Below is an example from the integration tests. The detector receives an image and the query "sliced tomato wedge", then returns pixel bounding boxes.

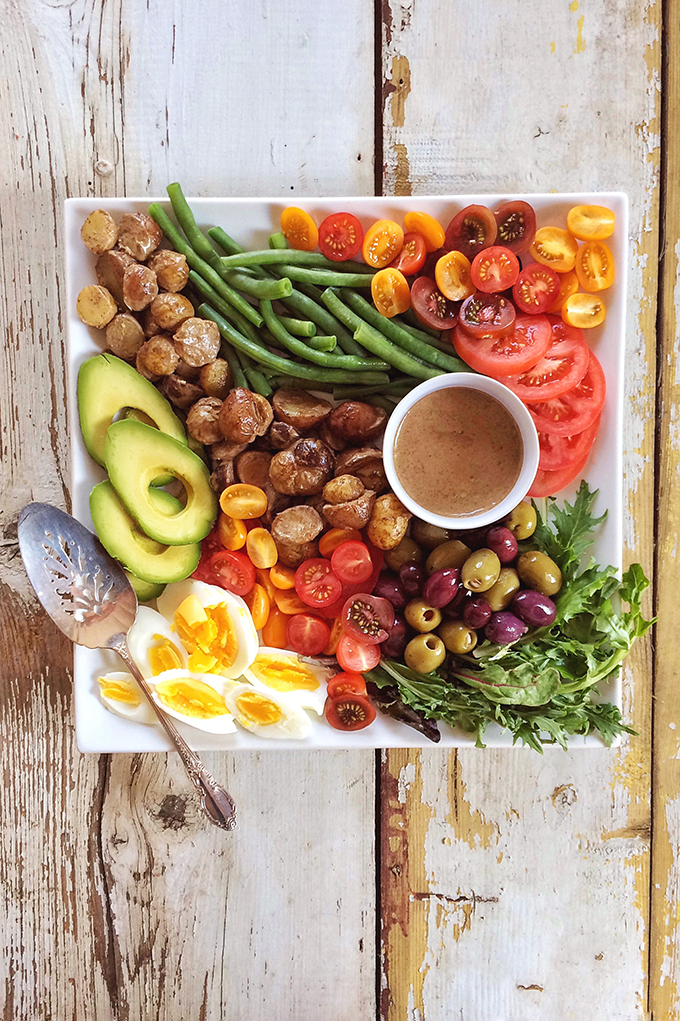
[388,232,427,275]
[453,313,551,377]
[410,276,458,330]
[457,292,516,339]
[526,350,606,436]
[512,263,561,314]
[497,317,589,403]
[538,415,600,471]
[470,246,520,293]
[528,448,591,498]
[318,212,364,262]
[444,204,497,260]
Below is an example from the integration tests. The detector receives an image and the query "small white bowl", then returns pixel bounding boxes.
[383,372,540,530]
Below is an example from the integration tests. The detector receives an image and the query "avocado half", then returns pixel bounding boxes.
[104,419,217,546]
[90,481,200,584]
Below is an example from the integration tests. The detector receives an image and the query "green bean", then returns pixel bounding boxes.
[269,264,374,287]
[332,378,416,400]
[268,375,334,393]
[279,287,364,356]
[278,315,316,338]
[220,249,370,275]
[243,363,273,396]
[393,317,442,346]
[148,204,263,327]
[219,340,247,389]
[188,271,265,347]
[342,291,468,374]
[260,299,390,371]
[207,225,247,257]
[398,321,457,355]
[223,270,292,299]
[305,335,337,352]
[268,232,288,250]
[166,183,224,274]
[366,395,398,414]
[198,304,390,385]
[401,306,442,338]
[320,289,441,380]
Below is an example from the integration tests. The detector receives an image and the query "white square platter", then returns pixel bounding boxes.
[64,192,627,752]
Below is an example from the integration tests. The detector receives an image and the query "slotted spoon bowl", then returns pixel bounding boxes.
[18,502,237,831]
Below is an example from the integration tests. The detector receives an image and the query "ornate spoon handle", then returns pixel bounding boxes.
[111,636,237,831]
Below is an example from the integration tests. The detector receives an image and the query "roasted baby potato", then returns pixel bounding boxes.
[150,292,194,332]
[269,438,334,496]
[105,313,145,360]
[199,358,232,398]
[367,493,412,550]
[137,335,179,376]
[173,318,220,367]
[80,210,118,254]
[219,388,273,444]
[76,285,118,328]
[122,263,158,312]
[272,389,332,432]
[147,249,190,292]
[117,212,163,261]
[95,248,135,307]
[328,401,387,443]
[186,397,225,445]
[271,505,324,545]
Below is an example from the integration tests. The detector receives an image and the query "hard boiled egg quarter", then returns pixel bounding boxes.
[243,647,333,716]
[148,668,238,735]
[127,605,188,679]
[97,671,157,725]
[157,579,258,679]
[225,683,312,740]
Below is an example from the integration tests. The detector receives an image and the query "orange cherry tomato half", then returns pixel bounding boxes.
[371,267,411,318]
[566,204,615,241]
[546,269,579,314]
[219,484,268,520]
[327,672,368,700]
[319,528,363,559]
[244,583,271,630]
[435,251,474,301]
[470,246,520,293]
[403,211,446,252]
[317,211,363,261]
[561,292,607,329]
[216,512,247,551]
[325,693,376,731]
[261,605,289,648]
[269,562,297,589]
[529,227,579,273]
[274,587,309,615]
[246,527,278,569]
[362,219,404,269]
[388,232,427,275]
[280,207,318,251]
[574,241,615,292]
[336,633,381,673]
[285,613,331,656]
[255,567,276,603]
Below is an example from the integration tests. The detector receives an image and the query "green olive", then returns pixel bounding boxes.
[411,518,453,551]
[384,536,423,571]
[425,539,472,576]
[438,619,478,655]
[485,567,521,611]
[404,598,442,633]
[404,633,446,673]
[516,551,562,596]
[461,548,501,592]
[504,501,537,540]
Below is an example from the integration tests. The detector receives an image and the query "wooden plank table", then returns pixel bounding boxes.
[0,1,667,1017]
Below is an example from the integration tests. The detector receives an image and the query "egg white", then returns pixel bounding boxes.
[225,682,312,740]
[243,647,332,716]
[148,668,238,734]
[127,605,188,679]
[96,671,157,725]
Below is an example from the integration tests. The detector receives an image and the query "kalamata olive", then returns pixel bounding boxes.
[404,633,446,673]
[456,526,489,550]
[384,536,423,572]
[516,551,562,596]
[423,568,460,608]
[461,549,501,592]
[512,589,557,627]
[485,568,521,612]
[382,615,409,658]
[443,586,468,618]
[373,572,407,610]
[485,526,519,565]
[399,563,425,597]
[462,596,492,629]
[484,611,528,645]
[504,501,537,540]
[438,619,478,655]
[411,519,453,550]
[425,539,471,575]
[404,598,441,633]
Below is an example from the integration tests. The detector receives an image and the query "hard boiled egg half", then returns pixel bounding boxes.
[127,606,188,679]
[243,647,333,716]
[225,683,312,740]
[97,671,157,725]
[148,668,238,735]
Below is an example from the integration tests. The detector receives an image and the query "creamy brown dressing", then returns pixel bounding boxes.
[393,388,523,517]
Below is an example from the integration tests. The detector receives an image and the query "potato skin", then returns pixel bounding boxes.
[269,438,334,496]
[271,505,324,545]
[328,401,387,443]
[137,335,179,376]
[147,249,190,292]
[323,474,365,504]
[186,397,224,445]
[80,209,118,254]
[158,374,205,410]
[173,318,220,366]
[334,446,387,493]
[122,263,158,312]
[219,388,273,444]
[199,358,232,398]
[150,293,194,332]
[105,313,145,359]
[96,249,135,306]
[322,490,375,530]
[367,493,412,550]
[76,285,118,328]
[117,212,163,261]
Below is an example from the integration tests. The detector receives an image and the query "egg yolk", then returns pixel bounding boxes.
[173,595,238,674]
[250,656,320,693]
[155,677,229,719]
[147,634,185,675]
[98,677,141,706]
[235,691,283,726]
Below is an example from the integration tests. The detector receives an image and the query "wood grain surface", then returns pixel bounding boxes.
[0,0,669,1018]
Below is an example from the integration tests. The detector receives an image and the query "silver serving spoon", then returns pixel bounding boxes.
[18,502,236,831]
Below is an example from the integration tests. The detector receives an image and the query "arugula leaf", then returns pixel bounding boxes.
[530,480,607,580]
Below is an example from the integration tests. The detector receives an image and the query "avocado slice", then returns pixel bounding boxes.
[90,480,201,583]
[104,419,217,545]
[125,571,166,603]
[78,354,186,468]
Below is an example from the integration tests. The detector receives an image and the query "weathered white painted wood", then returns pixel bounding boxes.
[1,2,376,1019]
[381,1,658,1017]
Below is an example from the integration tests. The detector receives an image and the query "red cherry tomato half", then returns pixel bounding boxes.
[410,276,458,330]
[470,246,520,293]
[285,613,331,657]
[325,693,376,731]
[457,292,516,339]
[389,231,427,275]
[512,263,561,314]
[342,593,394,645]
[207,550,256,596]
[326,672,368,700]
[498,317,590,403]
[336,633,382,673]
[317,212,364,262]
[331,541,374,585]
[538,415,600,471]
[493,200,537,253]
[453,313,551,378]
[294,558,343,608]
[444,204,497,261]
[528,448,591,498]
[527,350,606,436]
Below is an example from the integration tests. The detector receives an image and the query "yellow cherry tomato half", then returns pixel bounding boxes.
[371,267,411,318]
[546,269,579,314]
[435,250,474,301]
[274,587,309,615]
[216,512,247,551]
[362,219,404,268]
[261,605,288,648]
[219,484,268,519]
[562,292,607,329]
[529,227,579,273]
[244,583,271,630]
[574,240,615,292]
[280,207,319,251]
[246,527,278,569]
[566,204,616,241]
[403,211,446,252]
[269,562,297,589]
